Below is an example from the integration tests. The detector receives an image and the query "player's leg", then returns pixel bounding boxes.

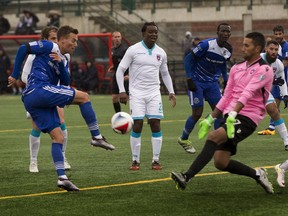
[178,85,203,153]
[147,93,164,170]
[265,100,288,150]
[49,127,79,191]
[112,75,121,113]
[29,119,41,173]
[57,107,71,170]
[71,88,115,150]
[129,95,145,170]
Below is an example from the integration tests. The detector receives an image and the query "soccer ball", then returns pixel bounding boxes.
[111,112,134,135]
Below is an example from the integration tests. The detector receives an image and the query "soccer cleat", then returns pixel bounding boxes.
[275,164,285,188]
[129,160,140,170]
[171,172,187,190]
[91,136,115,150]
[152,160,162,170]
[257,128,275,135]
[64,158,71,170]
[177,137,196,154]
[57,178,79,191]
[256,168,274,194]
[29,161,39,173]
[285,145,288,151]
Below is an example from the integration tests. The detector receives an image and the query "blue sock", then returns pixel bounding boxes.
[269,118,275,130]
[79,101,100,136]
[214,118,222,130]
[51,143,65,176]
[181,116,196,140]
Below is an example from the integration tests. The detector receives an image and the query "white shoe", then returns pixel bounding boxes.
[57,178,79,191]
[256,168,274,194]
[29,161,39,173]
[275,164,285,188]
[64,158,71,170]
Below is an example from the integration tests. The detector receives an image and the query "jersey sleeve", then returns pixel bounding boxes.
[191,40,208,58]
[21,55,35,84]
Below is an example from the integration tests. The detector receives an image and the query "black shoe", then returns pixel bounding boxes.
[171,172,187,190]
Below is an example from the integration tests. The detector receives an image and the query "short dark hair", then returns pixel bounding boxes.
[141,22,158,33]
[273,25,284,33]
[217,23,230,31]
[41,26,58,40]
[266,39,279,47]
[245,32,266,52]
[57,25,78,40]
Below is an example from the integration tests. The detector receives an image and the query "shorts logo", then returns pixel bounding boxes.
[193,97,200,104]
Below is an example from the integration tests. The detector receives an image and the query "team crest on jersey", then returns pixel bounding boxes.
[157,54,161,61]
[259,74,266,81]
[272,67,277,73]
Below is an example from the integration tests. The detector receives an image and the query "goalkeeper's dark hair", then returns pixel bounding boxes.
[57,25,78,40]
[41,26,58,40]
[245,32,266,52]
[266,39,279,47]
[141,22,158,33]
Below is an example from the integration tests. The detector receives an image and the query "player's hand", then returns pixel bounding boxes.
[187,79,197,92]
[283,95,288,109]
[169,93,176,108]
[198,114,215,140]
[49,52,61,62]
[119,92,128,105]
[273,76,285,86]
[226,111,237,139]
[7,76,16,87]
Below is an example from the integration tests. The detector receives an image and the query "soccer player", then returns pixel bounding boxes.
[21,26,71,173]
[8,25,115,191]
[171,32,274,194]
[177,23,232,154]
[258,24,288,135]
[108,31,129,113]
[258,40,288,150]
[116,22,176,170]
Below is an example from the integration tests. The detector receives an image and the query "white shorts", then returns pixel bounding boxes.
[266,92,276,106]
[130,92,164,120]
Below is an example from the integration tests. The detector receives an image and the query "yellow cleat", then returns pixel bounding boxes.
[257,128,276,135]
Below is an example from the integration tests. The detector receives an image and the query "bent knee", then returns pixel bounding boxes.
[214,161,227,171]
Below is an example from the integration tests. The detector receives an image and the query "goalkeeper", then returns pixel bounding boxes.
[171,32,275,194]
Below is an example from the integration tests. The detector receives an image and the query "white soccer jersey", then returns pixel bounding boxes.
[116,41,174,96]
[261,53,288,96]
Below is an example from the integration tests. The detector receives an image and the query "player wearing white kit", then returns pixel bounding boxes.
[116,22,176,170]
[260,40,288,151]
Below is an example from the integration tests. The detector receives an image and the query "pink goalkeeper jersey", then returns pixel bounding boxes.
[216,57,274,125]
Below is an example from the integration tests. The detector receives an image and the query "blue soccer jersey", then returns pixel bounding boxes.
[185,38,232,82]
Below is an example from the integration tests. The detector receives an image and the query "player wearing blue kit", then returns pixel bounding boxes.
[258,25,288,135]
[178,23,232,153]
[8,25,115,191]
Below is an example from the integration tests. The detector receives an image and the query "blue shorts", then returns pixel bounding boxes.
[188,81,221,108]
[22,85,75,133]
[271,85,282,100]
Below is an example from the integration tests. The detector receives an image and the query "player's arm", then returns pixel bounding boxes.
[184,53,197,92]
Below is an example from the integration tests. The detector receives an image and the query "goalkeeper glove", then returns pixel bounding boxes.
[187,79,197,92]
[283,95,288,109]
[198,114,215,140]
[226,111,237,139]
[273,76,285,86]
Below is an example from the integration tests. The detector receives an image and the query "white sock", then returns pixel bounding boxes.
[275,122,288,146]
[59,175,68,180]
[30,135,40,162]
[280,160,288,171]
[62,128,68,157]
[152,136,162,162]
[130,136,141,162]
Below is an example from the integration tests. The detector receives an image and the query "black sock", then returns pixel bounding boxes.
[185,140,217,180]
[223,160,257,179]
[113,102,121,113]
